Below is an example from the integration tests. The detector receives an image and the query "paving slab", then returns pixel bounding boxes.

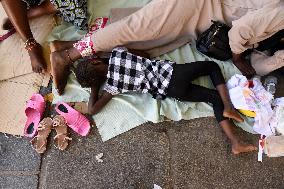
[39,123,171,189]
[168,118,284,189]
[0,134,41,171]
[0,133,40,189]
[0,175,38,189]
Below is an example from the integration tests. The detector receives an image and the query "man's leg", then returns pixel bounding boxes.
[92,0,191,52]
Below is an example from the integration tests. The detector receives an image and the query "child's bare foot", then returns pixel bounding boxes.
[29,44,47,73]
[50,50,71,95]
[50,40,76,53]
[232,142,257,155]
[223,108,244,123]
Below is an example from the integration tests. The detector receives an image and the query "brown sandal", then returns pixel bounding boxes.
[30,118,53,154]
[52,115,72,150]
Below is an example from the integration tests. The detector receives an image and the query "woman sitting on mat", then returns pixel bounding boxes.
[74,47,257,155]
[0,0,87,73]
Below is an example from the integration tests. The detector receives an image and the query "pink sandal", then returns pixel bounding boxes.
[24,93,46,138]
[55,102,90,136]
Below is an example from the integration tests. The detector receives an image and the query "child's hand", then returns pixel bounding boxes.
[88,91,113,115]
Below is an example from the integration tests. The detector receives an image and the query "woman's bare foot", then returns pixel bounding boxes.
[223,107,244,123]
[50,40,77,53]
[29,44,47,73]
[232,142,257,155]
[50,50,72,95]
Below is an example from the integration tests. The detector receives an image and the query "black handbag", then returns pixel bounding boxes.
[196,20,232,61]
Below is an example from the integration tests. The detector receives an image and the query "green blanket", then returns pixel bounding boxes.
[49,0,256,141]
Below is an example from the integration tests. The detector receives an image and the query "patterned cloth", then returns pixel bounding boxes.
[50,0,88,29]
[23,0,88,29]
[22,0,45,8]
[104,47,175,99]
[74,17,108,57]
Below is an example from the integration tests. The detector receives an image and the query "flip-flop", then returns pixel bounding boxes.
[55,102,90,136]
[24,93,46,138]
[30,118,53,154]
[0,28,16,42]
[52,115,72,150]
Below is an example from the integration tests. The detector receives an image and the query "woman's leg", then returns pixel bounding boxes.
[2,0,57,30]
[0,0,55,73]
[167,82,257,154]
[50,47,82,95]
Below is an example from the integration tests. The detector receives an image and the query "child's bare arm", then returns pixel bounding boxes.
[88,91,113,115]
[88,85,100,114]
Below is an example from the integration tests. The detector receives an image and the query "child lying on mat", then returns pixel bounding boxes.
[75,47,257,155]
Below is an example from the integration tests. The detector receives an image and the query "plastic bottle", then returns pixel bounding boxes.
[264,76,278,95]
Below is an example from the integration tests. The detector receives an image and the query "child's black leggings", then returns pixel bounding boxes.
[166,61,227,123]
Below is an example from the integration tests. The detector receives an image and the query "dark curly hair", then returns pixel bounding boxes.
[75,59,108,88]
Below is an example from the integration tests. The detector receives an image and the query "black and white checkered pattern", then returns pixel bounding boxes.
[103,47,175,99]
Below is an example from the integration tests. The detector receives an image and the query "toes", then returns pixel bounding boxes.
[232,144,257,155]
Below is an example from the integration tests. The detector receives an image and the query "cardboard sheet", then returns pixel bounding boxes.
[0,5,53,135]
[0,73,50,136]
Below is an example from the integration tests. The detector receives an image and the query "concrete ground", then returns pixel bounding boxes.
[1,70,284,189]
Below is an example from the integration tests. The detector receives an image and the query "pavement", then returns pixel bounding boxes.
[1,70,284,189]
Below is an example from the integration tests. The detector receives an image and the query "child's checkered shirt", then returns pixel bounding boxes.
[103,47,175,99]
